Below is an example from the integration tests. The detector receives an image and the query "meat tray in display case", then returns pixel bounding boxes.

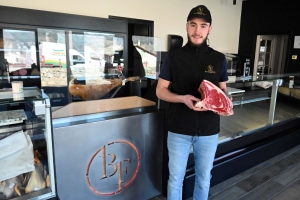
[0,87,56,200]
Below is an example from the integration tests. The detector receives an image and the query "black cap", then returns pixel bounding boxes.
[187,5,212,24]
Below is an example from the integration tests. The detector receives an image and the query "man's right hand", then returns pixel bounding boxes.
[157,78,206,111]
[181,94,201,109]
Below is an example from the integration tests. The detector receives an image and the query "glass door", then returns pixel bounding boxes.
[253,35,276,78]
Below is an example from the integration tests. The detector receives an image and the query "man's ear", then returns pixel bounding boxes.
[209,25,212,33]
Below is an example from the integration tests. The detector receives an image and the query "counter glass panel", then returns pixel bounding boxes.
[38,29,68,87]
[131,35,161,80]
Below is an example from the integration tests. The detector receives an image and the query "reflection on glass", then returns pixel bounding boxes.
[259,40,266,52]
[84,32,114,82]
[69,32,116,80]
[68,32,116,81]
[69,33,124,80]
[258,52,265,65]
[2,29,36,76]
[266,40,272,52]
[38,29,67,87]
[257,65,266,75]
[112,37,124,69]
[131,36,161,79]
[265,53,270,65]
[68,32,131,101]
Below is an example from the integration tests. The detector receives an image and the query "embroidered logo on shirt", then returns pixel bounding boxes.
[194,7,206,16]
[205,65,216,73]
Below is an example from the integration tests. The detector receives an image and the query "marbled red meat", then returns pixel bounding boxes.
[195,80,233,116]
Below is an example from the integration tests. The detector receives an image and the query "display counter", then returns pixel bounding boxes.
[0,7,163,199]
[51,97,163,200]
[0,87,56,200]
[178,73,300,199]
[216,73,300,143]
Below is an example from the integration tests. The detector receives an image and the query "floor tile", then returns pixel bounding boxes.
[235,152,300,192]
[209,146,300,196]
[209,185,246,200]
[238,180,284,200]
[271,178,300,200]
[273,160,300,186]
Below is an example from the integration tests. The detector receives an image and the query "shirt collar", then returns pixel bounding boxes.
[185,41,209,53]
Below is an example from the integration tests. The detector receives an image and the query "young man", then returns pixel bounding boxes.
[156,5,229,200]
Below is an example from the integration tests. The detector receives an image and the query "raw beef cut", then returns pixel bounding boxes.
[195,80,233,116]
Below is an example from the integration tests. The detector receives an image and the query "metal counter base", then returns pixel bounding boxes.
[52,110,164,200]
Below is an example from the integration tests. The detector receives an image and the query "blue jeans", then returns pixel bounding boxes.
[167,131,218,200]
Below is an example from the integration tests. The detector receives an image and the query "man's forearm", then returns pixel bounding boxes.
[219,82,231,98]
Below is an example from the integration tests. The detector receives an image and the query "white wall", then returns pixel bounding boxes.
[1,0,242,53]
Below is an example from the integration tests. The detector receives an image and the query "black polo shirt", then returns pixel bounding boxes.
[158,43,229,136]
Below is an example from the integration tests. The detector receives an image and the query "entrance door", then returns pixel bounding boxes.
[253,35,276,78]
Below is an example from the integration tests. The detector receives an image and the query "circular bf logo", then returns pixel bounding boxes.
[86,140,141,196]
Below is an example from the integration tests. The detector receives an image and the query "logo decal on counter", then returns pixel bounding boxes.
[86,140,141,196]
[205,65,216,73]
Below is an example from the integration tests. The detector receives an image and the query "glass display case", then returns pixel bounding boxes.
[181,73,300,199]
[0,26,129,107]
[0,87,56,200]
[220,73,300,143]
[0,14,161,108]
[0,7,164,200]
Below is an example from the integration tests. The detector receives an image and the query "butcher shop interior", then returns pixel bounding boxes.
[0,1,300,200]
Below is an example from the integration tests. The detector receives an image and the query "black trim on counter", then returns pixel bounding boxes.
[215,118,300,158]
[0,6,127,34]
[211,121,300,185]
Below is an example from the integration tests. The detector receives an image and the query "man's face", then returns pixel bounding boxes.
[186,18,212,47]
